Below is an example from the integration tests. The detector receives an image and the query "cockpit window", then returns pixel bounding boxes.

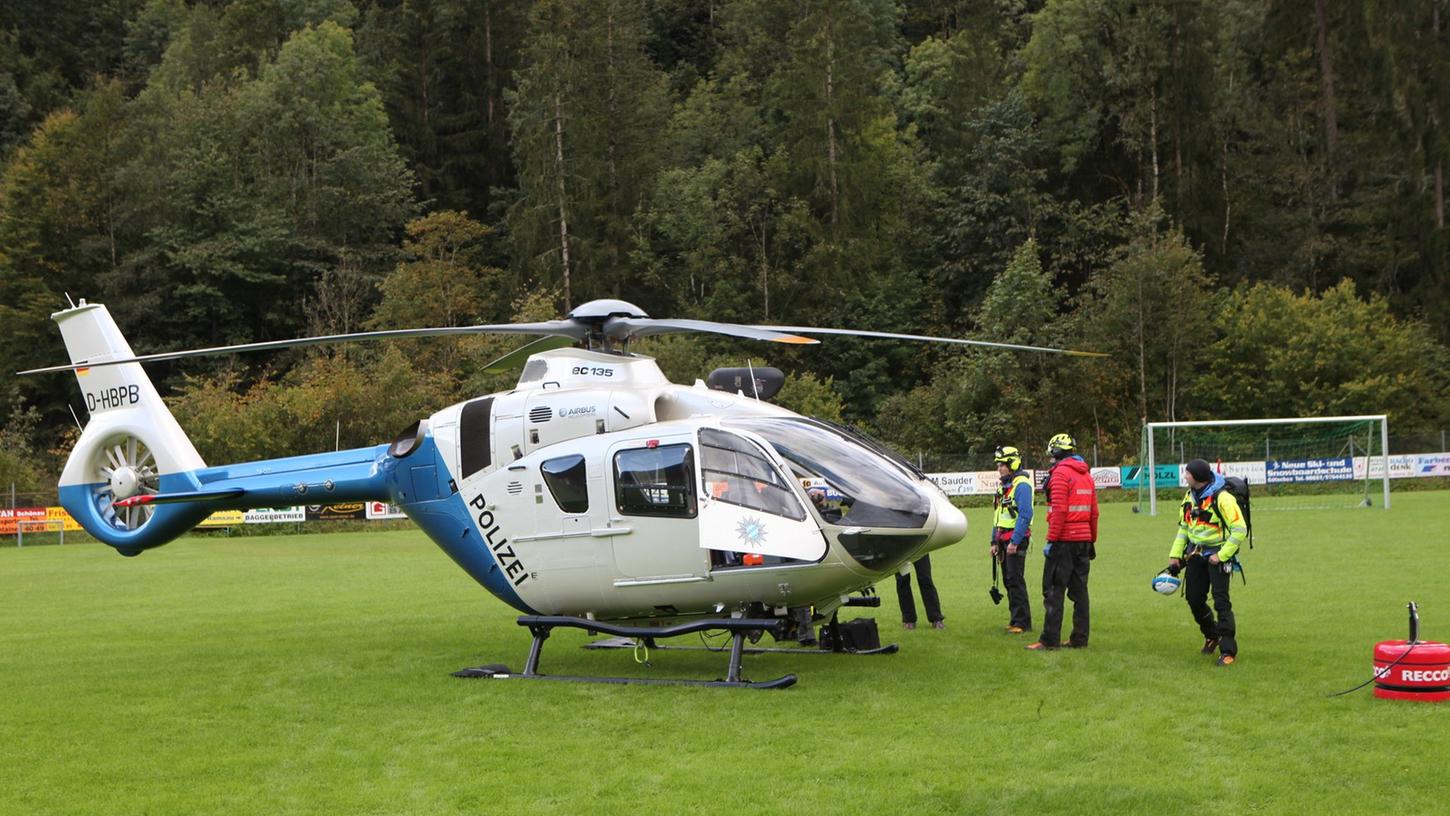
[699,428,805,521]
[725,418,930,529]
[812,417,925,479]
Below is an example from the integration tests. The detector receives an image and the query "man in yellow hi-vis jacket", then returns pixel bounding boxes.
[1166,459,1247,666]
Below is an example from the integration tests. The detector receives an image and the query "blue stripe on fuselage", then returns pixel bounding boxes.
[384,435,533,614]
[62,434,531,612]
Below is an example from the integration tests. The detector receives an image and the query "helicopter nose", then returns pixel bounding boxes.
[922,490,967,552]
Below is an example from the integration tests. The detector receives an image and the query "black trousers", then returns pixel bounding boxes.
[1040,541,1091,647]
[897,554,944,624]
[1001,549,1031,630]
[1184,556,1237,656]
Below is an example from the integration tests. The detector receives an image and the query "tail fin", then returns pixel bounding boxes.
[54,301,210,555]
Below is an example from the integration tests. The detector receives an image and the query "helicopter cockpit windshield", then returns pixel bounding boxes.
[724,418,931,529]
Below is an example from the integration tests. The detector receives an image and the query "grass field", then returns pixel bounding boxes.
[3,491,1449,815]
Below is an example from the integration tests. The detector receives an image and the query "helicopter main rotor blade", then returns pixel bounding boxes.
[16,320,586,375]
[604,318,818,345]
[479,335,577,373]
[749,326,1108,357]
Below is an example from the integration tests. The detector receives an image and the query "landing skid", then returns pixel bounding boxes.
[582,637,899,656]
[453,615,799,689]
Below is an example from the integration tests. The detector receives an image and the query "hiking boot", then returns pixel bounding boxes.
[1025,641,1060,651]
[1201,637,1220,655]
[931,620,946,630]
[1064,641,1088,649]
[903,622,916,630]
[1005,626,1027,634]
[1216,654,1236,666]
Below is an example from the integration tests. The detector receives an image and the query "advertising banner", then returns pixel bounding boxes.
[305,502,368,521]
[1090,467,1121,489]
[977,471,1002,495]
[0,507,48,535]
[1032,469,1049,491]
[198,510,245,528]
[244,507,305,524]
[1353,454,1418,480]
[45,506,82,532]
[1217,461,1268,485]
[928,470,1042,497]
[1416,453,1450,477]
[1119,465,1179,489]
[1266,458,1355,484]
[366,501,408,520]
[927,472,977,497]
[798,478,849,502]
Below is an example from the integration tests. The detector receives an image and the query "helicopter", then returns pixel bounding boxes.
[22,297,1102,688]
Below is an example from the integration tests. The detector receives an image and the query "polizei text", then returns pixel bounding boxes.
[469,493,530,586]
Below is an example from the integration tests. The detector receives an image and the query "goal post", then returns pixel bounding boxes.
[1140,415,1390,516]
[15,517,66,548]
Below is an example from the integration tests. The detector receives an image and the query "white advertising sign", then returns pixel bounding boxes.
[1220,461,1267,485]
[366,501,408,520]
[1353,454,1418,480]
[928,472,977,497]
[1416,453,1450,477]
[976,471,1001,495]
[244,506,305,524]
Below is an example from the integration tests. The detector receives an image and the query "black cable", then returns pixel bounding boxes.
[697,629,731,652]
[1327,641,1420,698]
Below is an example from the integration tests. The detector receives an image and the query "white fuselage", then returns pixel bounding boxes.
[414,349,966,622]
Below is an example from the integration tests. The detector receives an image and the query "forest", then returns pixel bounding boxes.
[1,0,1447,498]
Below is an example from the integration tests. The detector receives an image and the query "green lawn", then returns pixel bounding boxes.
[3,491,1448,815]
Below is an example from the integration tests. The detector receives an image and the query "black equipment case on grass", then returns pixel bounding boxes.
[819,617,881,652]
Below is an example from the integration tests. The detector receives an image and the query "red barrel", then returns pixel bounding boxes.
[1374,640,1450,702]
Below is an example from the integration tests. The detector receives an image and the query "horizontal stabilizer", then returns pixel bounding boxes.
[114,488,246,508]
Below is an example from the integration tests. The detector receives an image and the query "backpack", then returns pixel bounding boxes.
[1213,476,1253,550]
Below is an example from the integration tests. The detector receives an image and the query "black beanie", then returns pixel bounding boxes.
[1185,459,1214,483]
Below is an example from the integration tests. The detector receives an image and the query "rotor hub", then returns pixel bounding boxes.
[110,466,140,500]
[566,299,648,322]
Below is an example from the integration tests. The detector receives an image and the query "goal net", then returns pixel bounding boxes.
[1136,415,1390,515]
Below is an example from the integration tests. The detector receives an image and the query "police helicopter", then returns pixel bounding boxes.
[21,297,1102,688]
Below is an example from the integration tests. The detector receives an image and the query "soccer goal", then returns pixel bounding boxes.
[1137,415,1390,516]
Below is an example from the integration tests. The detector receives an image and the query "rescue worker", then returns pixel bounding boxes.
[1027,433,1098,651]
[990,445,1033,633]
[1164,458,1245,666]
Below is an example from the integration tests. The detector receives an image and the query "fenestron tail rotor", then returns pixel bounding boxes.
[93,434,160,531]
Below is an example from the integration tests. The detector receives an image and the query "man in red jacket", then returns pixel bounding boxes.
[1027,433,1100,651]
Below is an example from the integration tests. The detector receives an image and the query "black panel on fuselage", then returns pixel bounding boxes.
[459,397,494,477]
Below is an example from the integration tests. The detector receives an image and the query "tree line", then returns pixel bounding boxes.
[1,0,1446,494]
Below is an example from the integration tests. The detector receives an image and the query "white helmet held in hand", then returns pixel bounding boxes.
[1152,571,1182,596]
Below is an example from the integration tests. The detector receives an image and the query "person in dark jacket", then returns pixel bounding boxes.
[1027,433,1099,651]
[1166,458,1247,666]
